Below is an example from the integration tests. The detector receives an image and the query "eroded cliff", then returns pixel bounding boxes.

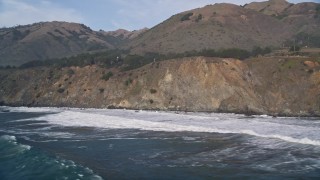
[0,56,319,116]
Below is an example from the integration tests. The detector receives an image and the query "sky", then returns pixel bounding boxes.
[0,0,319,31]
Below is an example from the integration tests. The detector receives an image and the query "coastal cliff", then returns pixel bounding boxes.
[0,56,320,116]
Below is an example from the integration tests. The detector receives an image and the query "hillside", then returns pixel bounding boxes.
[245,0,320,47]
[0,22,117,67]
[100,28,148,42]
[0,56,319,116]
[244,0,293,16]
[124,3,289,54]
[125,0,320,55]
[0,0,320,117]
[0,0,319,67]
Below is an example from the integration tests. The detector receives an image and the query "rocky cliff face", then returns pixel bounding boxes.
[1,56,319,116]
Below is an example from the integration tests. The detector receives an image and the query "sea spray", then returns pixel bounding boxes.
[31,109,320,146]
[1,107,320,179]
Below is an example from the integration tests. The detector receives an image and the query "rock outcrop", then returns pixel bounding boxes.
[1,56,319,116]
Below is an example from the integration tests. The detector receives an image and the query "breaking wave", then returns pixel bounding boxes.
[0,134,102,180]
[27,109,320,146]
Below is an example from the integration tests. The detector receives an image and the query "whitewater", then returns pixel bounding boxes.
[1,106,320,179]
[11,107,320,146]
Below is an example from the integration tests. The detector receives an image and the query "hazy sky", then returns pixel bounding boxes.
[0,0,319,31]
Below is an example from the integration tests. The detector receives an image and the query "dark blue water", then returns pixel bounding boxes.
[1,107,320,179]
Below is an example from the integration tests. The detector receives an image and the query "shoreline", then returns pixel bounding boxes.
[1,104,319,118]
[1,57,319,118]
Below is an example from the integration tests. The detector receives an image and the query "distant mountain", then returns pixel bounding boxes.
[244,0,293,16]
[125,0,320,55]
[0,21,117,66]
[245,0,320,46]
[101,28,148,41]
[0,0,319,66]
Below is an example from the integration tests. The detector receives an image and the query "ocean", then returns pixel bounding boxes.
[0,106,320,179]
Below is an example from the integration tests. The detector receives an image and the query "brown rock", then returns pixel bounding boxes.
[0,56,320,116]
[304,61,319,69]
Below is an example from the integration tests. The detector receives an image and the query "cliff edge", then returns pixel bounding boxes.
[1,56,319,116]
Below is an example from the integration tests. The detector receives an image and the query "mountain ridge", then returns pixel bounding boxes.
[0,22,147,66]
[0,0,320,116]
[0,0,320,66]
[125,0,320,55]
[124,2,291,54]
[0,21,113,66]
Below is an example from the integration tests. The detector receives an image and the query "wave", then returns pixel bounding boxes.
[0,135,31,155]
[27,109,320,146]
[0,134,103,180]
[5,106,61,113]
[239,130,320,146]
[0,135,17,142]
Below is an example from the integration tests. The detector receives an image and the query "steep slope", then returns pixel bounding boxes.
[245,0,320,47]
[1,0,319,66]
[281,2,320,45]
[0,56,319,116]
[124,3,292,55]
[0,21,116,67]
[101,28,148,42]
[244,0,293,16]
[125,0,320,55]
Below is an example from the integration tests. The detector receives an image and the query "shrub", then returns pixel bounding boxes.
[316,5,320,13]
[99,88,104,93]
[195,14,203,22]
[150,89,157,94]
[5,65,15,69]
[19,60,44,69]
[181,13,193,21]
[101,71,113,81]
[200,49,216,57]
[57,88,65,93]
[19,49,127,69]
[67,69,75,76]
[289,46,301,52]
[12,29,22,40]
[125,78,133,86]
[218,48,251,60]
[293,33,320,48]
[149,99,154,104]
[275,14,288,20]
[251,46,271,57]
[263,47,271,54]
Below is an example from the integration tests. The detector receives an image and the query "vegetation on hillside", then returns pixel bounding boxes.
[180,13,194,21]
[15,46,272,71]
[0,22,117,67]
[101,71,113,81]
[316,4,320,18]
[2,2,320,68]
[292,33,320,48]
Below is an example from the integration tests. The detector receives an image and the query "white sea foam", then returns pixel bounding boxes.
[18,107,320,146]
[0,135,31,151]
[0,135,17,142]
[6,106,62,113]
